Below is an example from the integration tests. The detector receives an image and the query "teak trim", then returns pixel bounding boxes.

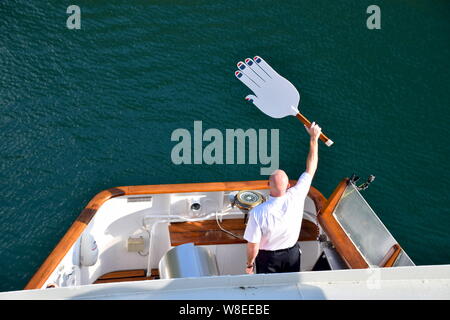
[169,218,320,246]
[93,269,159,284]
[380,244,402,268]
[25,180,327,290]
[318,178,370,269]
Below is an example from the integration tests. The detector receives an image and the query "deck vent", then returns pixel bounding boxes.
[127,196,153,203]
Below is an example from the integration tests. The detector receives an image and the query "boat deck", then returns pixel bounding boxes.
[93,218,320,284]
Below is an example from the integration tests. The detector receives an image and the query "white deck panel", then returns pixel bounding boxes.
[1,265,449,300]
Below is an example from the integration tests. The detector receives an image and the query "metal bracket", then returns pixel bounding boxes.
[350,173,376,191]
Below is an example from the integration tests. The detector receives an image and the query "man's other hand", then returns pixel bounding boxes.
[245,265,255,274]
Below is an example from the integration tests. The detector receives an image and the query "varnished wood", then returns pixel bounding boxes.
[169,219,245,233]
[380,244,402,268]
[318,179,348,219]
[97,269,146,280]
[169,218,319,246]
[94,277,152,284]
[307,187,327,214]
[170,219,246,246]
[295,113,333,146]
[94,269,159,284]
[318,178,370,269]
[299,219,320,241]
[25,180,326,290]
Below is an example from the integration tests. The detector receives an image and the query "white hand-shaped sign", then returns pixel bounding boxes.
[235,56,333,147]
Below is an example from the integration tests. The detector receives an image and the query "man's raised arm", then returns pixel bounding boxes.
[304,122,322,177]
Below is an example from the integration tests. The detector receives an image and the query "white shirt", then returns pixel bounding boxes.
[243,172,313,251]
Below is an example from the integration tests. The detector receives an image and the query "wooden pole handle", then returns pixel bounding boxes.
[295,113,334,147]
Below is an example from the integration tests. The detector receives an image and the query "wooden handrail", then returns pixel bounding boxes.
[318,178,348,219]
[380,244,402,268]
[317,178,369,269]
[25,180,327,290]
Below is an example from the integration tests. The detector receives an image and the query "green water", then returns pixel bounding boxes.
[1,0,449,292]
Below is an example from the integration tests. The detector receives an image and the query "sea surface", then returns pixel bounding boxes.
[1,0,449,292]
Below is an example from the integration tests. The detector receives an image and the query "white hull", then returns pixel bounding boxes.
[2,265,449,300]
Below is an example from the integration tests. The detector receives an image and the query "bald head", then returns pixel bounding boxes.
[269,169,290,197]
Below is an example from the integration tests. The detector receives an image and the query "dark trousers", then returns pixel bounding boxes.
[255,243,301,274]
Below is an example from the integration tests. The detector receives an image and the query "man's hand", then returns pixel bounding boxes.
[245,264,255,274]
[246,242,259,274]
[304,122,322,141]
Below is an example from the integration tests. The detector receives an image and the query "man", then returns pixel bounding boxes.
[244,122,322,274]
